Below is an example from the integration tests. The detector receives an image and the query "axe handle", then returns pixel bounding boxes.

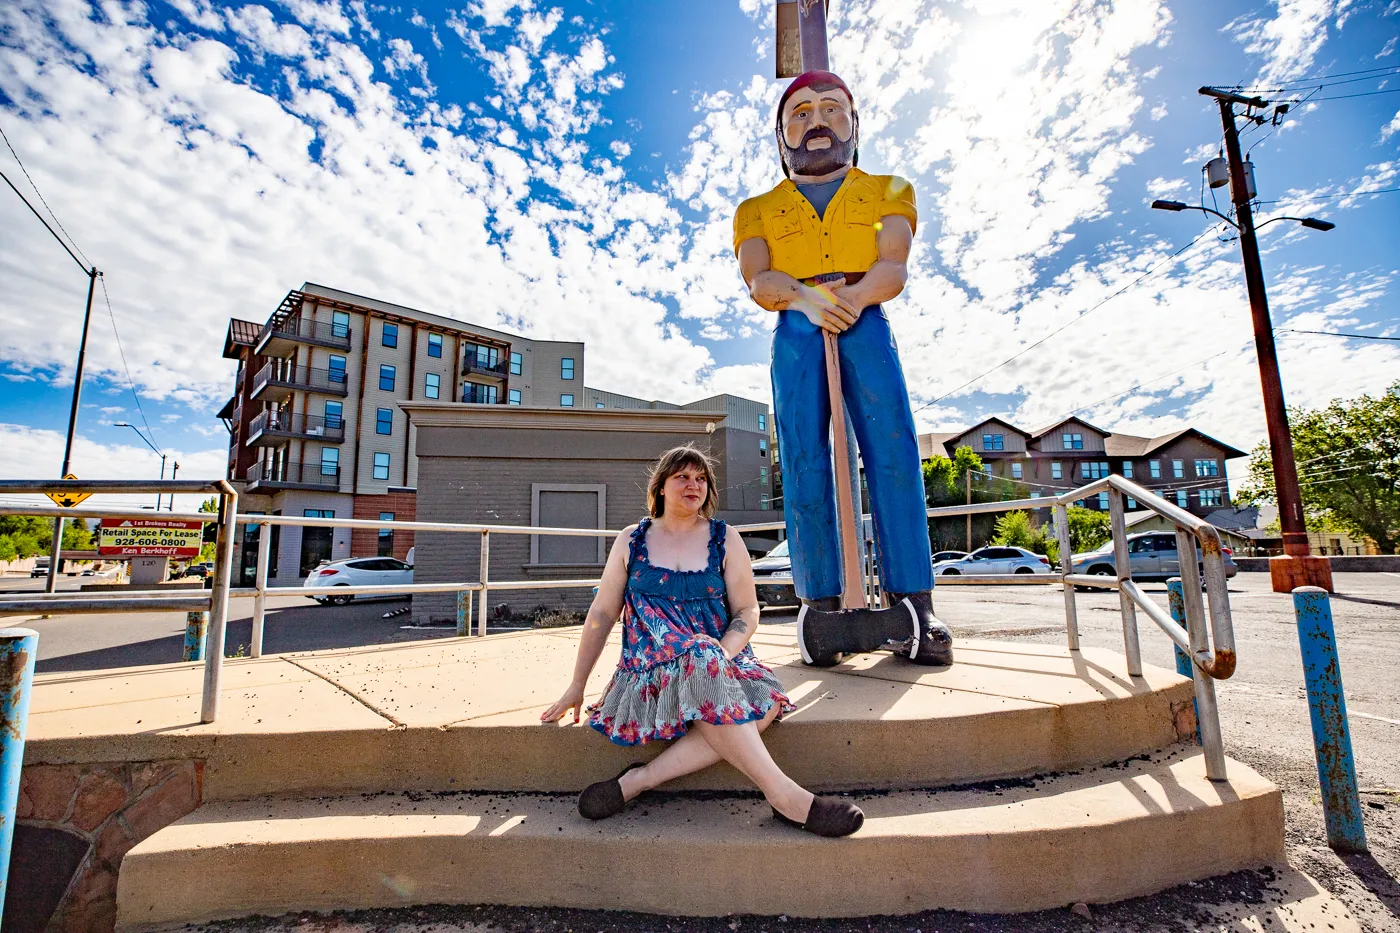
[823,331,867,610]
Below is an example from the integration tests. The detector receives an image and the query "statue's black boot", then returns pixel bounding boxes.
[888,590,953,666]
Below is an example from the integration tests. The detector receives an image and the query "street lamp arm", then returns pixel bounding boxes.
[1150,200,1239,229]
[1255,215,1336,232]
[113,422,162,457]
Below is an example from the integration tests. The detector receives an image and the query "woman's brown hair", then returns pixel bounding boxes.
[646,445,719,519]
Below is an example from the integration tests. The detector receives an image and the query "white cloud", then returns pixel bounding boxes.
[1147,176,1188,197]
[1227,0,1336,85]
[1382,109,1400,142]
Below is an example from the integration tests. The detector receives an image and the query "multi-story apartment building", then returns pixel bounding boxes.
[219,283,779,582]
[582,389,776,526]
[919,416,1246,519]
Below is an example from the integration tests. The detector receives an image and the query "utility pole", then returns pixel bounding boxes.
[1200,87,1333,593]
[170,461,180,510]
[965,469,972,552]
[46,267,100,593]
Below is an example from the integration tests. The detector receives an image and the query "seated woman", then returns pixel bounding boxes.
[541,445,862,837]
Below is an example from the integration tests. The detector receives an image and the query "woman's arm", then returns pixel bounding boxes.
[719,524,761,659]
[540,526,633,723]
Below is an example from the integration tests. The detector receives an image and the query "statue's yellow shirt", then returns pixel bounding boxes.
[732,167,917,281]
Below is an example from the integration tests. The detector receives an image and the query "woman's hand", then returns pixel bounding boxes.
[541,682,586,724]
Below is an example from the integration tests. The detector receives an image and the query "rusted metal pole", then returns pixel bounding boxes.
[1209,95,1328,596]
[183,611,208,662]
[1108,489,1141,676]
[1293,586,1367,853]
[0,627,38,922]
[965,470,972,552]
[1053,503,1079,651]
[796,0,830,71]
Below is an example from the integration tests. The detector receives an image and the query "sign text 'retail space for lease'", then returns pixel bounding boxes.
[98,519,203,557]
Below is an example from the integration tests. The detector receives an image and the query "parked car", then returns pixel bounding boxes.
[29,563,51,578]
[931,550,968,566]
[181,564,211,580]
[1069,531,1238,584]
[304,557,413,605]
[752,539,797,609]
[933,546,1052,576]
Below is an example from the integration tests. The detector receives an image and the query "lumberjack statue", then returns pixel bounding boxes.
[734,71,953,667]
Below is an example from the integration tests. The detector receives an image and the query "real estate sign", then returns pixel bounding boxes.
[98,519,203,557]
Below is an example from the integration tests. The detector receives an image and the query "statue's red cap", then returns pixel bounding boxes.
[776,70,853,119]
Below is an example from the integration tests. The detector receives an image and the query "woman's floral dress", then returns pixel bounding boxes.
[588,517,794,746]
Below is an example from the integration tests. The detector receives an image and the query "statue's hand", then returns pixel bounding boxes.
[792,279,860,334]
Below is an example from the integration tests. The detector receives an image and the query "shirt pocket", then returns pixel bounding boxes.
[764,204,803,241]
[844,190,877,226]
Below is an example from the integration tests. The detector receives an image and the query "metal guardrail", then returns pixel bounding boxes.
[0,480,238,724]
[0,475,1238,777]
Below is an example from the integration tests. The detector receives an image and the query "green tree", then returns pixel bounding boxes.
[1066,505,1112,553]
[922,446,1021,551]
[0,515,56,559]
[1236,381,1400,553]
[991,510,1059,563]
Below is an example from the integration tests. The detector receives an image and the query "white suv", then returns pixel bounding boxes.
[304,557,413,605]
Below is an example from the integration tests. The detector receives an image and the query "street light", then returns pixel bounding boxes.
[1150,199,1335,234]
[114,422,166,510]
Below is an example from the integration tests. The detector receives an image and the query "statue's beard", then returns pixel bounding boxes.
[782,127,856,177]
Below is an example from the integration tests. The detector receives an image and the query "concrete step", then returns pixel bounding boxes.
[115,748,1283,930]
[32,634,1198,799]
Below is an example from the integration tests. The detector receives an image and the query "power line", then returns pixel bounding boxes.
[0,168,89,275]
[0,121,92,269]
[1233,64,1400,92]
[1284,86,1400,103]
[98,275,159,450]
[1277,328,1400,342]
[1256,185,1400,205]
[914,228,1222,412]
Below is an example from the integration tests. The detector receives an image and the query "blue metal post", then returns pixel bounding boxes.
[1166,579,1200,744]
[456,590,470,637]
[0,628,39,924]
[183,611,208,662]
[1293,586,1368,853]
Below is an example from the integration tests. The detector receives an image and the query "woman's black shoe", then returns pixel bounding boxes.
[578,762,645,820]
[771,796,864,837]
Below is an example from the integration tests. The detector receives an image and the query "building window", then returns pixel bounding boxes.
[379,364,396,392]
[1126,496,1137,509]
[760,438,768,455]
[1123,461,1134,478]
[983,433,1005,451]
[320,447,339,476]
[376,408,393,435]
[561,357,575,380]
[1176,490,1188,508]
[508,389,522,405]
[304,509,334,518]
[1149,460,1161,479]
[331,311,350,338]
[1195,459,1219,477]
[324,400,343,429]
[1172,459,1184,478]
[1062,433,1084,450]
[427,333,442,357]
[328,355,347,385]
[758,413,767,431]
[761,494,769,509]
[1080,461,1109,480]
[760,466,768,484]
[596,401,605,408]
[378,512,395,557]
[373,452,390,481]
[561,393,574,407]
[1051,461,1063,480]
[464,383,498,404]
[1097,492,1109,510]
[1200,489,1223,508]
[982,464,993,477]
[1011,461,1023,479]
[510,351,522,375]
[465,344,500,370]
[425,373,440,399]
[382,322,398,348]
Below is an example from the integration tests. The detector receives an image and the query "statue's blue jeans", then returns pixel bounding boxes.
[771,304,934,600]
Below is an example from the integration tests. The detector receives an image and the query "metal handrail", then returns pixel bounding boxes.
[247,410,346,442]
[252,360,351,397]
[0,479,238,725]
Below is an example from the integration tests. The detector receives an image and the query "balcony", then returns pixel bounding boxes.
[462,355,510,381]
[255,316,353,357]
[245,460,342,492]
[246,410,346,447]
[250,361,350,402]
[461,384,506,405]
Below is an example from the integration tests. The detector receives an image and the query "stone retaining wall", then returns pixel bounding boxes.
[8,760,203,933]
[1235,554,1400,572]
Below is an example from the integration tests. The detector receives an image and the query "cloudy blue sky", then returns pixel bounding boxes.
[1,0,1397,508]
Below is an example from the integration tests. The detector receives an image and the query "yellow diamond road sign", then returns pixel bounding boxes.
[46,473,91,509]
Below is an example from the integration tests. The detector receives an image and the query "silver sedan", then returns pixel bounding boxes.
[933,546,1053,576]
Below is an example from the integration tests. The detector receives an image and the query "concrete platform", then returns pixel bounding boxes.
[29,627,1197,799]
[114,747,1284,929]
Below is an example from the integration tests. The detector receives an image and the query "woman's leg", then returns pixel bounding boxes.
[693,718,813,823]
[618,703,780,801]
